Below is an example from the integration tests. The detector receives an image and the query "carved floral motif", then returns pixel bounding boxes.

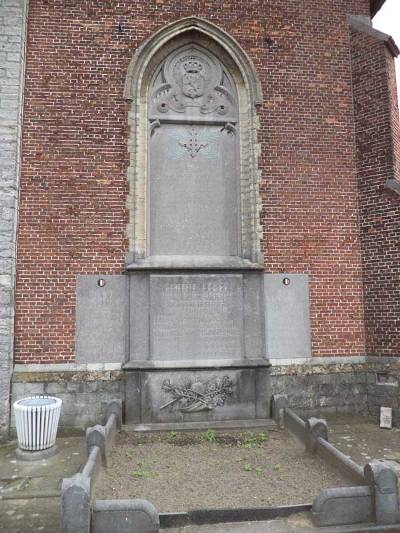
[160,376,234,412]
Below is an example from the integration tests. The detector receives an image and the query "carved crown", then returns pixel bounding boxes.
[183,57,203,74]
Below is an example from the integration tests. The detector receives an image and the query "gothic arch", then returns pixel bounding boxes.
[124,17,264,265]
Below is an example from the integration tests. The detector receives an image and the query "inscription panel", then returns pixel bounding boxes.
[150,123,239,257]
[150,274,244,360]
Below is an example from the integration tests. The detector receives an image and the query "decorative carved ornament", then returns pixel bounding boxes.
[160,376,235,412]
[150,47,237,118]
[179,128,208,158]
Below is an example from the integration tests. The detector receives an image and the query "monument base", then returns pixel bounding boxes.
[124,361,270,426]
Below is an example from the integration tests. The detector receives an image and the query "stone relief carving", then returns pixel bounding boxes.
[150,47,238,119]
[160,376,235,412]
[124,19,264,263]
[179,128,208,158]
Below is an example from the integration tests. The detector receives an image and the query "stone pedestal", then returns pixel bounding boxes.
[123,265,270,427]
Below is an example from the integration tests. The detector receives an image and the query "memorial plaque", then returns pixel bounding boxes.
[150,274,243,360]
[150,123,239,257]
[380,406,393,429]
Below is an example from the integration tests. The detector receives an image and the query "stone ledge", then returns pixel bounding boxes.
[14,363,123,372]
[125,254,264,271]
[123,358,271,370]
[271,356,400,376]
[13,368,123,383]
[270,356,367,366]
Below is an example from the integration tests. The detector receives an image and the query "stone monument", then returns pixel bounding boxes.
[122,31,270,428]
[76,21,273,428]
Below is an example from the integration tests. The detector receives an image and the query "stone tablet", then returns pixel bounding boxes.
[150,123,239,257]
[150,274,243,360]
[76,275,128,363]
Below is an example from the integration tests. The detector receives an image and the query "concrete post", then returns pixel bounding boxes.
[271,394,288,428]
[106,399,123,430]
[364,459,400,525]
[86,425,107,466]
[61,474,91,533]
[305,417,328,453]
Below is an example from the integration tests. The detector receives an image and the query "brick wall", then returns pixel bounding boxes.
[15,0,376,364]
[350,23,400,356]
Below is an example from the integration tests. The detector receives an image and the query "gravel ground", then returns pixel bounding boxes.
[96,428,350,511]
[327,415,400,468]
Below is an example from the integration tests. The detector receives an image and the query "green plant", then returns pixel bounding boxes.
[273,463,282,471]
[255,432,268,443]
[205,428,216,443]
[132,470,150,478]
[243,463,253,472]
[167,430,177,444]
[237,432,269,449]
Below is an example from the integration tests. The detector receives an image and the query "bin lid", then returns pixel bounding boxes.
[18,397,58,407]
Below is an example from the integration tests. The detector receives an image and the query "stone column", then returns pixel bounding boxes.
[0,0,28,437]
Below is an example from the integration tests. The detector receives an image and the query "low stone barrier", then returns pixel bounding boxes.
[92,500,159,533]
[271,394,400,528]
[61,399,161,533]
[315,435,364,484]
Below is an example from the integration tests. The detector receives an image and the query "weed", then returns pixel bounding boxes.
[243,463,253,472]
[167,431,178,444]
[273,463,282,471]
[239,432,269,448]
[205,429,216,443]
[132,470,151,478]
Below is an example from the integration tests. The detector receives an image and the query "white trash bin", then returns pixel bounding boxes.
[14,396,62,452]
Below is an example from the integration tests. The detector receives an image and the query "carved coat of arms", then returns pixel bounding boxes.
[182,65,205,99]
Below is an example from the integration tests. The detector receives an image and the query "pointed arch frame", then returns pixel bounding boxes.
[124,17,264,265]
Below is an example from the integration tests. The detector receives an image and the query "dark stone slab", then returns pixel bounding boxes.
[159,504,312,528]
[125,366,270,425]
[150,274,243,360]
[129,271,266,362]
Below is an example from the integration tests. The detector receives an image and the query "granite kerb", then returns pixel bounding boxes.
[61,400,122,532]
[271,395,400,528]
[61,399,162,533]
[271,394,366,484]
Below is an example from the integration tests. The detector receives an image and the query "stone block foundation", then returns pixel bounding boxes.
[8,356,400,432]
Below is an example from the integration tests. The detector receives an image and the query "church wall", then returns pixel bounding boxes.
[14,0,373,367]
[350,24,400,357]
